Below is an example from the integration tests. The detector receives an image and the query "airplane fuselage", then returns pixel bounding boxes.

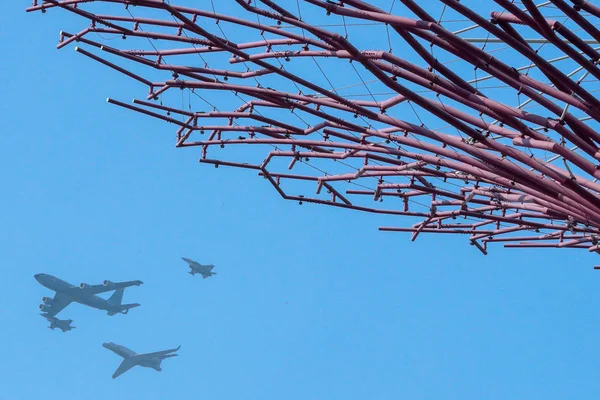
[182,258,216,278]
[52,324,71,331]
[191,267,216,278]
[35,274,116,312]
[138,358,163,371]
[50,321,73,332]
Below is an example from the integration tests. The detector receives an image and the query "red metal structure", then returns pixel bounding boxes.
[27,0,600,256]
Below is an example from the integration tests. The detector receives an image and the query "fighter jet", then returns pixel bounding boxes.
[35,273,143,318]
[182,257,217,279]
[40,314,75,332]
[102,342,180,379]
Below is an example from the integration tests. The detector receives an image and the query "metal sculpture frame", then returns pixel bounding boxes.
[26,0,600,257]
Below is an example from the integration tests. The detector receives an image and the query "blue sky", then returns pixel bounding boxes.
[3,1,600,399]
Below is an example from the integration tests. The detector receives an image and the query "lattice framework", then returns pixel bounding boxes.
[26,0,600,257]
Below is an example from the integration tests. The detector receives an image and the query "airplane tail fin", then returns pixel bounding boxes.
[118,303,140,315]
[107,288,140,315]
[107,303,140,316]
[108,288,125,307]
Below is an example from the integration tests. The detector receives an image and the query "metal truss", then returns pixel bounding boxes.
[26,0,600,257]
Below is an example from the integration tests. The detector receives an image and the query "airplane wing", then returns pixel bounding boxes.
[42,292,72,317]
[75,280,144,295]
[112,359,136,379]
[182,258,199,268]
[134,346,181,360]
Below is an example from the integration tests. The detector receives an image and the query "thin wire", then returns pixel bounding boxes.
[350,63,378,105]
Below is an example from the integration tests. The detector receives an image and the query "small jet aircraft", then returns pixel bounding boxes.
[40,314,75,332]
[35,273,143,318]
[102,342,180,379]
[182,257,217,279]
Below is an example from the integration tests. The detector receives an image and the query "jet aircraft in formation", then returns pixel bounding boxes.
[41,314,75,332]
[103,342,181,379]
[35,256,214,378]
[35,273,142,318]
[182,257,217,279]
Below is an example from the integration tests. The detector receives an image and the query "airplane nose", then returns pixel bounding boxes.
[34,273,43,281]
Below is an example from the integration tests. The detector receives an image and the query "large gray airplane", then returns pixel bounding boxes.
[102,342,180,379]
[182,257,217,279]
[35,273,143,317]
[40,314,75,332]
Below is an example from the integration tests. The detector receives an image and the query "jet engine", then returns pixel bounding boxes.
[103,280,114,287]
[39,304,52,312]
[41,297,53,305]
[79,282,88,289]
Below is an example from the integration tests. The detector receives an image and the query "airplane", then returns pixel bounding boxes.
[102,342,180,379]
[182,257,217,279]
[35,273,143,318]
[40,314,75,332]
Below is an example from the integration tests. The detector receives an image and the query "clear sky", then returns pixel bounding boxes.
[3,1,600,399]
